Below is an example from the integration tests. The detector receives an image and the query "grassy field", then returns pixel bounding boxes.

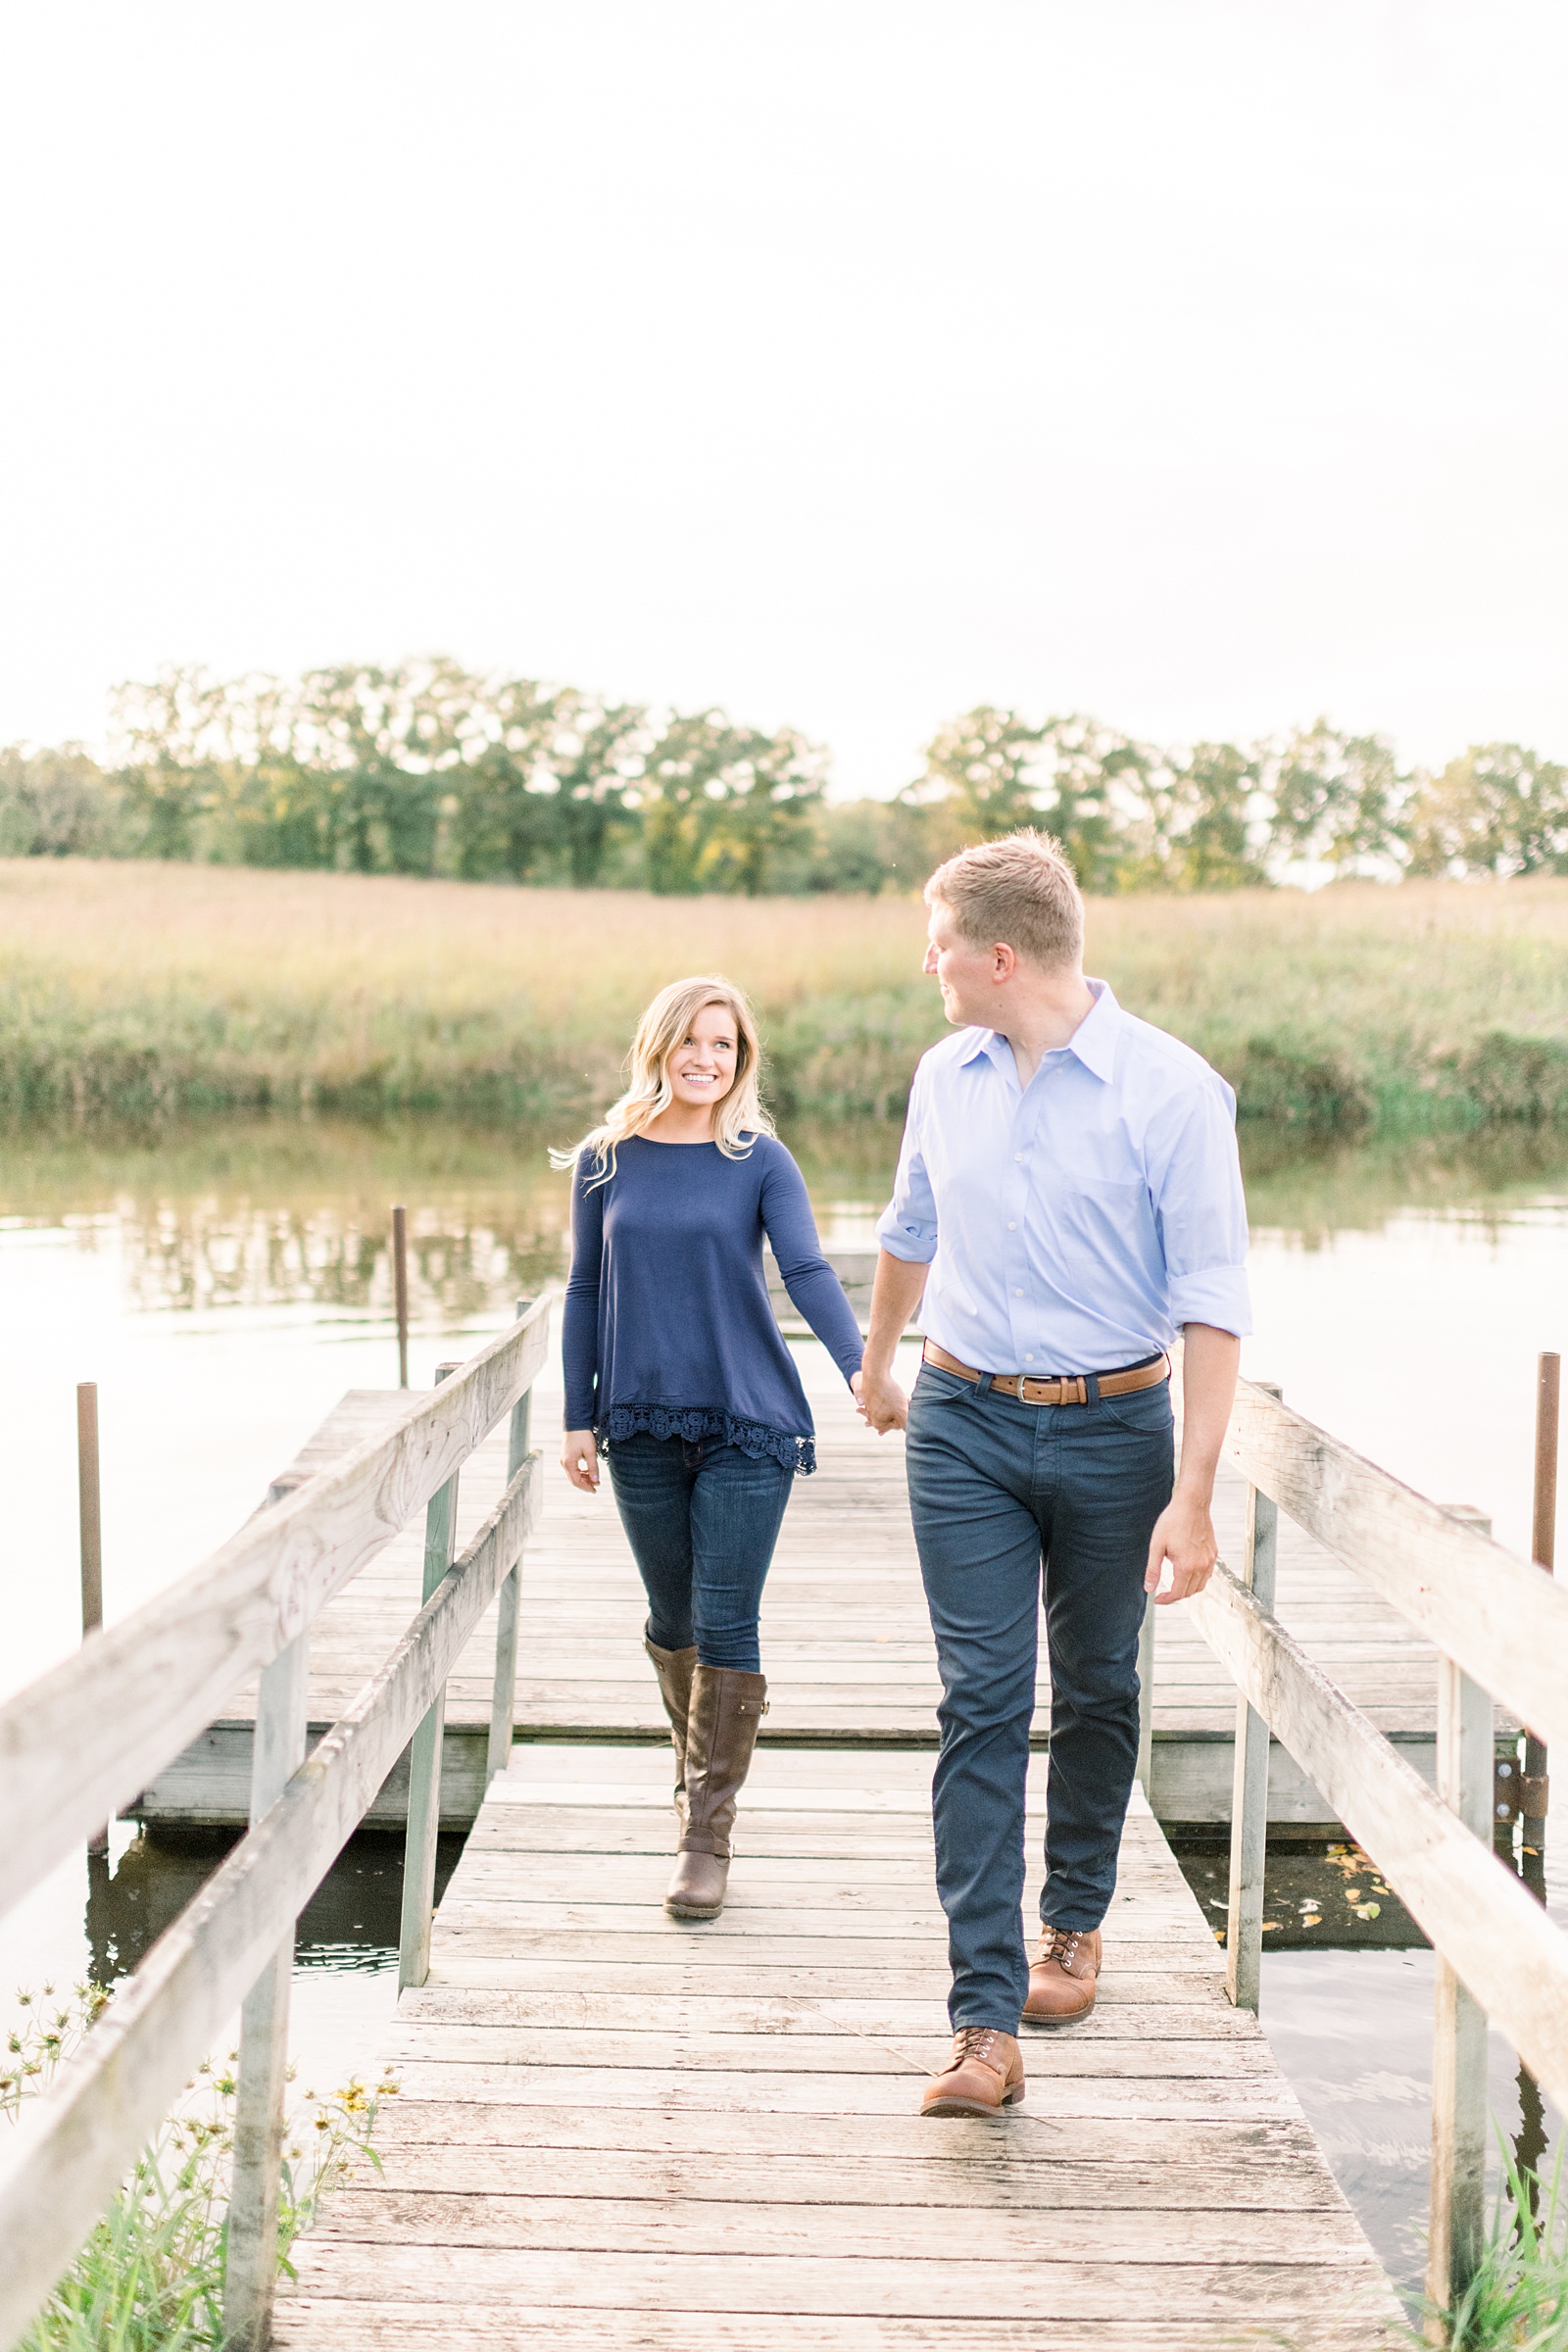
[3,858,1568,1130]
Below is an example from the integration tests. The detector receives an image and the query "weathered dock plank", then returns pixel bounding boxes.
[273,1745,1401,2349]
[133,1313,1452,1828]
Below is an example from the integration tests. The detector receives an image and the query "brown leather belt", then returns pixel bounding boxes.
[922,1340,1170,1407]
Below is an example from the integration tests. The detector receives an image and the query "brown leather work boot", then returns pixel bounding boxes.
[1022,1925,1102,2027]
[664,1664,767,1921]
[643,1634,698,1840]
[920,2027,1026,2119]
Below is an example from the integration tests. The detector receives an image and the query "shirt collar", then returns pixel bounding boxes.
[959,978,1122,1085]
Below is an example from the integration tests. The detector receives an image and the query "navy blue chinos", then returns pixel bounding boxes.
[906,1360,1174,2034]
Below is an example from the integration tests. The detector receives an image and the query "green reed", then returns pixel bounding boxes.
[3,1983,397,2352]
[1407,2143,1568,2351]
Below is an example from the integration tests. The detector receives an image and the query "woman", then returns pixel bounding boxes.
[558,974,863,1920]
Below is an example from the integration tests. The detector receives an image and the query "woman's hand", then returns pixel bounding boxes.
[562,1430,601,1491]
[856,1366,909,1435]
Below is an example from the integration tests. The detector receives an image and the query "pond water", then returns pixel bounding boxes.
[2,1112,1567,2297]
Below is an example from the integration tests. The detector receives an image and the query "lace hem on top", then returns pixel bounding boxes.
[600,1402,813,1475]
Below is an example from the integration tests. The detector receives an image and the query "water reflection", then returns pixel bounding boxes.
[83,1830,466,1986]
[0,1117,573,1319]
[5,1112,1568,1320]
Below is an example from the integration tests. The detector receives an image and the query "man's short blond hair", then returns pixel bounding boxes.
[924,829,1085,970]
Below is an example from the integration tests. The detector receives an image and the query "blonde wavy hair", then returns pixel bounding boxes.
[552,974,772,1185]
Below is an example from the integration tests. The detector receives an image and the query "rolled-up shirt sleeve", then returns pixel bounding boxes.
[874,1076,941,1266]
[1149,1075,1252,1338]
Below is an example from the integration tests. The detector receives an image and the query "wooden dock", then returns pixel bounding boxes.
[22,1296,1568,2350]
[134,1314,1459,1832]
[231,1320,1409,2342]
[273,1743,1401,2348]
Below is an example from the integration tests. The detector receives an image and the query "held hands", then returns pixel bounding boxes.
[855,1365,908,1436]
[1145,1487,1218,1606]
[562,1430,600,1492]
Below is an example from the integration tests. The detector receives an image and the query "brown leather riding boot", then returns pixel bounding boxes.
[664,1663,767,1920]
[643,1633,698,1840]
[920,2028,1026,2118]
[1022,1925,1102,2027]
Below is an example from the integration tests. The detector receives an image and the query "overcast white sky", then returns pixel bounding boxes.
[1,3,1564,796]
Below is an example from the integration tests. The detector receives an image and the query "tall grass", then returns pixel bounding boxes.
[2,1983,395,2352]
[3,859,1568,1129]
[1417,2143,1568,2350]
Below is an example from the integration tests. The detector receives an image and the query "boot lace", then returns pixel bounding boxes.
[951,2026,1008,2070]
[1038,1927,1083,1972]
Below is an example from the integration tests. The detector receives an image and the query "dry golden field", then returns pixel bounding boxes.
[2,858,1567,1128]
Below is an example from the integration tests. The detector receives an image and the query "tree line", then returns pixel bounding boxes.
[1,660,1564,894]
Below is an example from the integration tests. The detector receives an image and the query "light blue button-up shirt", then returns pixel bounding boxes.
[875,981,1251,1374]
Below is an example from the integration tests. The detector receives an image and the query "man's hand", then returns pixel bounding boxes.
[858,1365,909,1435]
[857,1250,928,1437]
[562,1429,600,1492]
[1145,1322,1241,1605]
[1145,1490,1218,1605]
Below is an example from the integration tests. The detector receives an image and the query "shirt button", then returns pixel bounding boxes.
[1013,1287,1023,1297]
[1025,1352,1034,1362]
[1007,1221,1016,1231]
[1013,1153,1024,1162]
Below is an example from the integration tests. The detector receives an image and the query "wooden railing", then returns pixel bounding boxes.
[0,1296,550,2352]
[1177,1375,1568,2336]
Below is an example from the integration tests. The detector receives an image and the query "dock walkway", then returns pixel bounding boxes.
[274,1743,1400,2347]
[236,1341,1403,2347]
[138,1346,1459,1833]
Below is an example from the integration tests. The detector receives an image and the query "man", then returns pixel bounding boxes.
[858,831,1250,2120]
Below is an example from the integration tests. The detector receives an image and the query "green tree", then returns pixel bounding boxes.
[111,667,228,858]
[1269,720,1408,876]
[549,695,649,887]
[903,708,1161,893]
[638,710,827,895]
[791,798,928,895]
[1167,741,1268,891]
[1037,716,1160,894]
[904,708,1049,839]
[295,663,454,875]
[446,677,564,882]
[1406,744,1568,878]
[0,744,121,857]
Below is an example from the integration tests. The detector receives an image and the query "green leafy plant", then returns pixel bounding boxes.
[1419,2141,1568,2350]
[5,1983,398,2352]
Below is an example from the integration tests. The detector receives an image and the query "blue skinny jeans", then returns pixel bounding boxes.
[906,1360,1174,2033]
[607,1431,795,1673]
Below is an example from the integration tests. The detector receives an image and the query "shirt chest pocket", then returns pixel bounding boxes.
[1042,1173,1150,1269]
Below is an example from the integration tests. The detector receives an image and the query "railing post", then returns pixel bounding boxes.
[1426,1503,1494,2341]
[1522,1352,1558,1850]
[223,1623,311,2350]
[75,1383,109,1857]
[486,1297,536,1785]
[1135,1599,1155,1804]
[1225,1382,1281,2013]
[399,1361,462,1990]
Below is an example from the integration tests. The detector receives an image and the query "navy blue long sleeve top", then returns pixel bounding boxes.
[561,1132,864,1474]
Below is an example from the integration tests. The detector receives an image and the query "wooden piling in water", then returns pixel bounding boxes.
[75,1383,109,1857]
[1523,1352,1559,1848]
[391,1204,410,1388]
